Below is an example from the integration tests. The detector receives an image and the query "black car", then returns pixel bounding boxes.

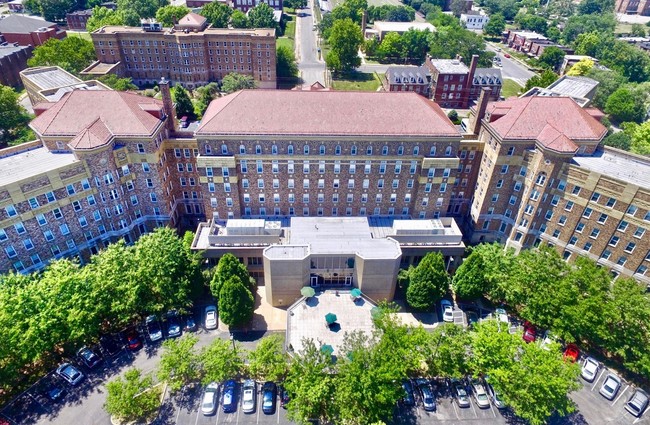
[45,384,66,402]
[279,385,289,408]
[76,347,101,369]
[401,380,415,406]
[100,334,123,357]
[262,382,277,414]
[183,315,197,332]
[165,310,182,338]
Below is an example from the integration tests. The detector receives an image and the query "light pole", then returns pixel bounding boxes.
[230,333,236,354]
[446,256,454,273]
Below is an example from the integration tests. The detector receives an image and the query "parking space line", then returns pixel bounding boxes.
[470,401,478,418]
[489,404,496,418]
[276,404,280,424]
[613,385,629,406]
[236,404,240,424]
[215,407,220,425]
[175,400,182,424]
[592,370,606,391]
[452,401,460,420]
[194,408,201,425]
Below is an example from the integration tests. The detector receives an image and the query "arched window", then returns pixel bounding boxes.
[430,146,436,156]
[221,144,227,154]
[335,145,341,155]
[413,146,419,155]
[288,145,294,155]
[304,145,310,154]
[239,145,246,154]
[320,145,326,155]
[272,145,278,154]
[445,146,452,156]
[382,146,389,155]
[351,145,357,155]
[255,145,262,154]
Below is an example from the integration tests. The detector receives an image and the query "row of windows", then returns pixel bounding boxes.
[208,143,458,157]
[234,206,438,219]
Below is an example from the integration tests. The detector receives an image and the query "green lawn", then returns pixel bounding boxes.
[502,78,523,98]
[277,18,296,51]
[332,72,381,91]
[66,30,92,41]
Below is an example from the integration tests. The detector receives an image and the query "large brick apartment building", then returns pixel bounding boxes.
[0,87,648,287]
[86,12,277,89]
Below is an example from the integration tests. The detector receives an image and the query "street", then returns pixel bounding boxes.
[485,43,536,87]
[295,0,327,87]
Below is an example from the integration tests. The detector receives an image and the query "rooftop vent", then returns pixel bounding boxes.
[141,19,163,32]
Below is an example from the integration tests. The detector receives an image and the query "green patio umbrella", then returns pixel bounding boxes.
[301,286,316,298]
[370,307,382,319]
[321,344,334,356]
[325,312,338,325]
[350,288,362,298]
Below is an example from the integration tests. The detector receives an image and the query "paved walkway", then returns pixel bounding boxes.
[219,285,288,332]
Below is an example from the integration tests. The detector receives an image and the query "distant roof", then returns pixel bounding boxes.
[473,68,502,85]
[386,65,429,84]
[0,43,28,59]
[197,90,459,138]
[572,148,650,189]
[485,96,606,148]
[94,25,275,37]
[176,12,207,28]
[30,90,164,138]
[67,8,92,15]
[20,66,81,90]
[511,30,546,40]
[0,14,56,34]
[430,59,469,74]
[546,75,598,99]
[373,21,435,33]
[0,147,78,186]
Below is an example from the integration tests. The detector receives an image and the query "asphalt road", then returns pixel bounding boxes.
[295,0,327,87]
[485,43,536,87]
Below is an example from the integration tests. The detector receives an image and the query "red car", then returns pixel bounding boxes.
[522,322,537,343]
[504,53,511,58]
[125,329,142,351]
[564,344,580,362]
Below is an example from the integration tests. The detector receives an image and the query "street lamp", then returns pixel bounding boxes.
[446,256,454,273]
[230,333,236,353]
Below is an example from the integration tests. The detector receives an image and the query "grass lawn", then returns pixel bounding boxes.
[67,30,92,41]
[502,78,523,98]
[277,18,296,51]
[615,22,635,34]
[332,72,381,91]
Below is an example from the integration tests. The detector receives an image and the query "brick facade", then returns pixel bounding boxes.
[0,44,33,87]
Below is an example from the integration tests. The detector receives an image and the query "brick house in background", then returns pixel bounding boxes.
[230,0,283,12]
[0,43,33,87]
[384,65,430,97]
[0,15,66,46]
[66,9,93,31]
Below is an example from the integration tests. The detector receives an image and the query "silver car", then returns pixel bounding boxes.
[625,389,649,417]
[453,381,471,408]
[485,382,506,409]
[472,381,490,409]
[205,305,217,330]
[599,374,621,400]
[242,379,256,413]
[56,363,85,386]
[201,382,219,416]
[581,357,599,382]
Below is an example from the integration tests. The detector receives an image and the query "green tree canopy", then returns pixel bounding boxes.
[585,68,628,109]
[230,10,249,28]
[628,121,650,155]
[377,31,404,60]
[155,5,190,26]
[524,69,558,91]
[221,72,256,93]
[200,338,245,384]
[200,1,232,28]
[428,25,494,67]
[248,2,276,28]
[39,0,77,22]
[602,131,631,151]
[577,0,614,14]
[211,253,255,298]
[605,86,646,124]
[172,83,194,119]
[104,368,162,423]
[247,334,288,381]
[515,13,548,34]
[537,46,565,70]
[0,85,31,148]
[327,18,364,72]
[276,45,299,80]
[116,0,166,21]
[85,6,125,31]
[562,13,616,44]
[97,74,138,91]
[406,251,449,311]
[157,335,202,392]
[483,13,505,37]
[28,36,96,74]
[218,276,254,327]
[193,82,219,118]
[401,28,432,62]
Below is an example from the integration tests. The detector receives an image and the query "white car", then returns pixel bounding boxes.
[441,299,454,323]
[599,374,621,400]
[485,381,506,409]
[201,382,219,415]
[494,308,508,324]
[205,305,217,330]
[540,330,558,351]
[581,357,600,382]
[472,381,490,409]
[242,379,256,413]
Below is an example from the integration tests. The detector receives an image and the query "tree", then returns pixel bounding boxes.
[483,13,505,37]
[276,45,299,80]
[400,28,431,62]
[327,18,364,72]
[155,5,190,26]
[377,31,403,60]
[585,68,628,110]
[447,109,459,123]
[200,1,232,28]
[566,58,594,76]
[605,86,646,124]
[230,10,249,28]
[562,14,616,44]
[629,121,650,155]
[602,131,631,151]
[515,13,548,34]
[524,69,558,91]
[116,0,164,20]
[97,74,138,91]
[172,83,194,119]
[104,368,162,423]
[211,253,255,298]
[221,72,256,93]
[451,243,516,302]
[28,37,96,74]
[218,276,255,327]
[631,23,647,37]
[537,46,565,71]
[248,2,276,29]
[406,251,449,311]
[85,6,125,31]
[39,0,77,22]
[426,324,471,378]
[577,0,614,14]
[0,85,31,148]
[284,338,338,424]
[157,335,201,392]
[247,334,288,381]
[193,82,219,118]
[428,26,494,68]
[284,0,308,8]
[200,338,245,384]
[450,0,466,16]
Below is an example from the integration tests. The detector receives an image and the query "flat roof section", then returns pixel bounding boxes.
[0,147,78,187]
[572,149,650,190]
[264,244,309,259]
[21,67,81,91]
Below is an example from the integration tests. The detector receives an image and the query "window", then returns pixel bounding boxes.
[303,194,309,203]
[617,256,627,266]
[303,179,310,189]
[625,242,636,253]
[366,146,373,155]
[445,146,452,156]
[378,179,384,189]
[552,229,561,238]
[583,242,592,252]
[319,145,325,155]
[66,184,76,195]
[382,146,388,155]
[535,173,546,186]
[591,192,601,202]
[509,195,517,205]
[319,161,325,173]
[348,179,355,189]
[597,213,608,224]
[304,145,310,154]
[258,179,264,188]
[569,236,578,245]
[609,236,620,247]
[576,222,585,233]
[407,179,414,189]
[333,179,340,189]
[287,145,294,155]
[496,180,503,189]
[79,216,88,227]
[572,185,581,195]
[351,145,357,155]
[150,193,158,202]
[5,246,17,258]
[514,182,523,192]
[645,211,650,221]
[606,198,616,208]
[256,145,262,154]
[590,228,600,239]
[257,160,263,173]
[500,165,509,174]
[28,197,39,209]
[379,161,387,174]
[440,183,447,192]
[53,208,63,219]
[583,208,593,218]
[60,224,70,235]
[626,204,638,216]
[241,160,248,173]
[634,227,645,238]
[303,161,310,173]
[46,192,56,203]
[506,146,515,156]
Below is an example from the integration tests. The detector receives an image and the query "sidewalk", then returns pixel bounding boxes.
[218,286,288,333]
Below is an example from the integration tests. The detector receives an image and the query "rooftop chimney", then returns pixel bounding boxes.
[468,54,479,82]
[469,87,492,135]
[159,77,176,134]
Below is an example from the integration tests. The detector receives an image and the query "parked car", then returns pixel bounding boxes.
[205,305,218,330]
[145,315,163,342]
[441,299,454,323]
[222,380,237,413]
[452,380,471,408]
[401,380,415,406]
[279,385,290,408]
[77,346,101,369]
[599,374,622,400]
[242,379,257,413]
[564,344,580,362]
[494,308,508,324]
[485,381,506,409]
[416,379,435,411]
[124,329,142,351]
[165,310,181,338]
[262,381,277,414]
[504,53,511,58]
[56,363,85,386]
[540,330,558,351]
[466,310,479,327]
[472,380,490,409]
[201,382,219,416]
[522,322,537,343]
[100,334,123,356]
[625,389,649,417]
[581,357,600,382]
[184,315,197,332]
[44,384,66,402]
[180,116,189,128]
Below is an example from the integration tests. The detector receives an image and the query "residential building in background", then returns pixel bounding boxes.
[384,65,430,97]
[365,21,436,41]
[460,11,489,30]
[7,0,25,13]
[230,0,283,13]
[616,0,650,15]
[86,12,276,89]
[66,9,93,31]
[0,43,33,87]
[0,15,66,46]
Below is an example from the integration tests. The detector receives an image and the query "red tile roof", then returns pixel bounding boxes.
[178,12,207,28]
[196,90,460,137]
[485,97,606,146]
[30,90,164,138]
[68,118,114,150]
[536,123,578,154]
